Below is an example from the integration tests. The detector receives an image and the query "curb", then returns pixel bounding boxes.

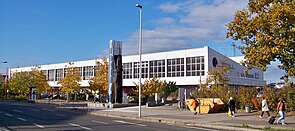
[89,112,262,131]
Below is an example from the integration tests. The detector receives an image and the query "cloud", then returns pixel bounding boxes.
[124,0,248,55]
[264,61,286,83]
[153,17,176,25]
[158,2,183,13]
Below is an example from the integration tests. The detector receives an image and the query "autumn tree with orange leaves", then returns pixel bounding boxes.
[58,63,81,103]
[227,0,295,77]
[89,58,109,96]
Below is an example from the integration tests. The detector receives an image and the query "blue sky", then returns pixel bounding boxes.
[0,0,287,83]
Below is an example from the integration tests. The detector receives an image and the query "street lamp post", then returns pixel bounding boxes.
[136,3,142,117]
[1,61,8,97]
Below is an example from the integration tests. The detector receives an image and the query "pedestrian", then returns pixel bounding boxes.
[259,97,270,118]
[277,98,286,125]
[228,97,235,117]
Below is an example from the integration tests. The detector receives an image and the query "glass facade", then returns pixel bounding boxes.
[41,70,48,80]
[35,55,206,82]
[48,69,55,81]
[167,58,184,77]
[93,66,99,76]
[83,66,93,80]
[186,56,205,76]
[134,61,148,79]
[123,63,132,79]
[55,68,63,81]
[149,60,165,78]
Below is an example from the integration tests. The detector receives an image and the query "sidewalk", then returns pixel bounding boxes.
[89,105,295,131]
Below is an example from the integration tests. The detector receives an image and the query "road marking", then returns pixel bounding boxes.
[17,117,27,121]
[183,126,219,131]
[5,113,13,117]
[42,109,54,112]
[33,123,45,128]
[113,120,146,127]
[91,120,108,125]
[55,114,65,117]
[32,109,40,112]
[69,123,92,130]
[13,109,23,113]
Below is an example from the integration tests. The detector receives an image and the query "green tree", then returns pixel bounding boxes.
[8,72,31,96]
[205,66,231,103]
[160,81,177,99]
[89,58,108,96]
[226,0,295,76]
[238,87,257,109]
[58,63,81,102]
[8,67,49,98]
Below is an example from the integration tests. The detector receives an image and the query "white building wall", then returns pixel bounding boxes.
[10,46,266,88]
[207,47,265,86]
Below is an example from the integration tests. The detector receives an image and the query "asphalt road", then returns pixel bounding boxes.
[0,102,221,131]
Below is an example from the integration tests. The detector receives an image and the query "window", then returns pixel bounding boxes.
[83,66,94,80]
[186,56,205,76]
[78,67,83,77]
[149,60,165,78]
[134,61,148,78]
[55,68,63,81]
[41,70,48,80]
[93,66,99,76]
[123,63,132,79]
[48,69,55,81]
[167,58,184,77]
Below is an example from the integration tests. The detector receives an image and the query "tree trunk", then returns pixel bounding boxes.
[66,92,69,103]
[74,93,77,101]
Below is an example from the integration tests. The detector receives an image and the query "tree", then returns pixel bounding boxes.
[203,66,231,103]
[89,58,108,96]
[133,76,166,101]
[29,68,50,94]
[0,73,4,97]
[226,0,295,76]
[58,63,81,102]
[160,81,177,99]
[8,72,31,96]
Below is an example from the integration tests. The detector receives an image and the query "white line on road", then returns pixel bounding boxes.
[69,123,93,130]
[13,109,23,113]
[183,126,219,131]
[113,120,146,127]
[42,109,54,112]
[91,120,109,125]
[33,123,45,128]
[5,113,13,117]
[17,117,27,121]
[32,109,40,112]
[55,114,65,117]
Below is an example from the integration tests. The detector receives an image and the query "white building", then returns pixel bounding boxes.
[10,46,266,90]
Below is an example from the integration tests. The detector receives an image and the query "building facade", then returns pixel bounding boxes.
[10,46,266,89]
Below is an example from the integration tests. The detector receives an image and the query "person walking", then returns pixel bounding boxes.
[228,97,235,117]
[260,97,270,118]
[277,98,286,125]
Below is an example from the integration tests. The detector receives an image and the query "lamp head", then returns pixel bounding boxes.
[3,61,7,63]
[136,4,142,9]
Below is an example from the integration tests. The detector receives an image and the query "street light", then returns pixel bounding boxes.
[136,3,142,117]
[1,61,8,97]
